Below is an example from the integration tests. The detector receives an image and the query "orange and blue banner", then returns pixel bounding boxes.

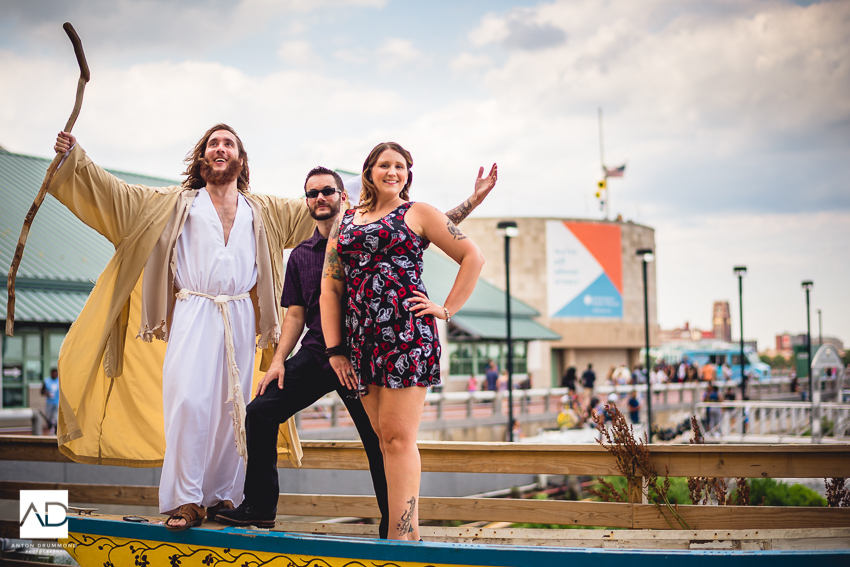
[546,221,622,319]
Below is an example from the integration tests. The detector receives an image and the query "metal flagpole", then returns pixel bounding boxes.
[598,108,608,220]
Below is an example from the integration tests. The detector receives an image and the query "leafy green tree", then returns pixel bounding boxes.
[749,478,826,507]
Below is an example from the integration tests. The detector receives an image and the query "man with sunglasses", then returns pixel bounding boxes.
[217,164,497,535]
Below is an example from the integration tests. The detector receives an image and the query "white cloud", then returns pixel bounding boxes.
[375,38,425,69]
[468,13,511,47]
[0,51,402,195]
[4,0,389,61]
[334,49,369,65]
[449,52,493,74]
[277,40,322,67]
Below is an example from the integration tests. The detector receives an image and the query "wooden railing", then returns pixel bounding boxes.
[2,435,850,536]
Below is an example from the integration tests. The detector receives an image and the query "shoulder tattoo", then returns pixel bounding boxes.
[447,219,467,241]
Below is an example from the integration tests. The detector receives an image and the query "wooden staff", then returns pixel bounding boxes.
[6,23,90,336]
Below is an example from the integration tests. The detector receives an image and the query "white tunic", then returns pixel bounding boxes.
[159,188,257,513]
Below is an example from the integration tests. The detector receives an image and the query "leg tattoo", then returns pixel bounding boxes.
[396,496,416,535]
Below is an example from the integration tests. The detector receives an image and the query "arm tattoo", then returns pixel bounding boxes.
[323,247,345,281]
[445,198,473,225]
[396,497,416,535]
[446,219,467,241]
[322,221,345,281]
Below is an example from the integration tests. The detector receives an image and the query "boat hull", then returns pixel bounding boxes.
[62,516,850,567]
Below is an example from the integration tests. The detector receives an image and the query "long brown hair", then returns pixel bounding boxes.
[358,142,413,211]
[182,123,250,192]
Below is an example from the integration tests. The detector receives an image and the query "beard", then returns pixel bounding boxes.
[200,158,242,187]
[309,199,341,221]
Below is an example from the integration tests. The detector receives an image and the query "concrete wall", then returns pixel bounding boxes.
[460,218,659,387]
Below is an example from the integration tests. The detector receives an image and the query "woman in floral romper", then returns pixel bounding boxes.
[321,142,485,540]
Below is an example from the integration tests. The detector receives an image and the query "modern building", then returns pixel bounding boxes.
[459,218,658,388]
[659,321,714,343]
[712,301,732,342]
[775,332,844,358]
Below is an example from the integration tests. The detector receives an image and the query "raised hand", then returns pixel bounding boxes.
[54,131,76,154]
[473,163,498,203]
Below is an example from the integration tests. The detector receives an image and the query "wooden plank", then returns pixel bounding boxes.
[3,435,850,478]
[47,514,850,550]
[426,497,634,527]
[650,449,850,478]
[273,494,635,527]
[273,522,850,550]
[633,504,850,530]
[0,556,49,567]
[0,480,158,506]
[4,481,846,532]
[0,435,72,463]
[0,518,19,539]
[274,494,850,530]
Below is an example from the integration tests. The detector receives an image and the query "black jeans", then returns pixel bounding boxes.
[242,348,389,538]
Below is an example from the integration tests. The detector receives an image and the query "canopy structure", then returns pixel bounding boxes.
[422,251,559,342]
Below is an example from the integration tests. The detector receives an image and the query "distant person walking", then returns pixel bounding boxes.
[627,390,641,424]
[701,362,717,382]
[706,385,723,435]
[613,364,631,385]
[581,364,596,398]
[42,368,60,434]
[561,367,577,392]
[485,360,499,392]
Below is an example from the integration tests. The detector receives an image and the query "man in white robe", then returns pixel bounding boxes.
[159,187,258,518]
[53,125,305,529]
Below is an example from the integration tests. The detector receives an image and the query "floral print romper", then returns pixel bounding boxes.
[338,202,441,395]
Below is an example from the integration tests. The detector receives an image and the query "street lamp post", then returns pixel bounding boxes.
[636,248,654,442]
[497,221,519,442]
[802,281,814,399]
[817,309,822,348]
[733,266,747,401]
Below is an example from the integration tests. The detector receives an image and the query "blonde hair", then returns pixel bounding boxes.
[358,142,413,211]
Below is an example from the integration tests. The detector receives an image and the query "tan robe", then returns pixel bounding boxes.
[50,144,315,467]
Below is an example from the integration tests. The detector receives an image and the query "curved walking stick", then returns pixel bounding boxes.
[6,23,90,336]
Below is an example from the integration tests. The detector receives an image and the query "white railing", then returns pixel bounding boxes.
[296,377,828,431]
[694,400,850,443]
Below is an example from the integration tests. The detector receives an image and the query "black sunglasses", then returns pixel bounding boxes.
[305,186,340,199]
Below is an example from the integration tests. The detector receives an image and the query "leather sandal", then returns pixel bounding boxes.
[207,500,234,522]
[165,503,205,531]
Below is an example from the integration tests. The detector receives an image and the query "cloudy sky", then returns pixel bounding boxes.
[1,0,848,350]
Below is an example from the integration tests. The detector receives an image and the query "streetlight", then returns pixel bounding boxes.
[817,309,822,348]
[497,221,519,442]
[636,248,654,442]
[733,266,747,400]
[802,281,814,399]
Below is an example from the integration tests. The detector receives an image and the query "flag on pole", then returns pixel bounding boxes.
[604,164,626,178]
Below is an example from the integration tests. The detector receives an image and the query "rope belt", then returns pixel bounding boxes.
[175,288,251,465]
